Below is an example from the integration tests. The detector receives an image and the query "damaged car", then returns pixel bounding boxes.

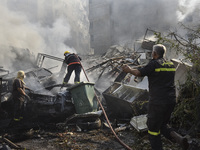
[0,53,76,128]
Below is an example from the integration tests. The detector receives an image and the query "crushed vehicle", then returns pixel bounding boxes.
[0,40,197,150]
[0,41,191,132]
[0,51,105,132]
[0,53,76,128]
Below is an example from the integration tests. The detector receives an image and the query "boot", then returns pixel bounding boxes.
[170,131,189,150]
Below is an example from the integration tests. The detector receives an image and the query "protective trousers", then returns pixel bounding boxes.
[147,103,175,150]
[64,64,81,83]
[14,98,24,120]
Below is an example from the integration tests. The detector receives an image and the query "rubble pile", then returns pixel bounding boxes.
[1,43,200,150]
[102,45,134,59]
[84,45,142,88]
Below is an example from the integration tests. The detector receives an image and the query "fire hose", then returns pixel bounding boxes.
[74,54,133,150]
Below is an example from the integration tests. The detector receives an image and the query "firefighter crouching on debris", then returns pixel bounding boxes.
[63,51,82,84]
[122,44,189,150]
[12,70,31,121]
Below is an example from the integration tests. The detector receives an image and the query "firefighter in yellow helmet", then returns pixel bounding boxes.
[63,51,82,84]
[12,70,31,121]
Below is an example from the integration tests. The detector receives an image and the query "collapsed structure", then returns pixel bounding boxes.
[0,35,194,149]
[0,33,190,123]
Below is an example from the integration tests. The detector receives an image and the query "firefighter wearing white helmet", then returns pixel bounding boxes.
[63,50,82,84]
[12,70,31,122]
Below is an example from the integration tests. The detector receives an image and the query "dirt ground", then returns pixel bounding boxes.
[3,122,185,150]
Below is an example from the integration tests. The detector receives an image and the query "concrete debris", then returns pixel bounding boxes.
[141,28,157,50]
[171,59,192,97]
[130,114,147,132]
[102,45,134,59]
[0,67,9,76]
[85,45,143,87]
[0,44,190,128]
[114,126,127,132]
[0,37,199,150]
[141,40,156,50]
[64,110,103,130]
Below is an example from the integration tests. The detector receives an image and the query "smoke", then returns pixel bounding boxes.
[177,0,200,22]
[0,5,45,54]
[1,0,199,84]
[110,0,176,43]
[0,2,67,71]
[107,0,200,45]
[0,0,89,72]
[39,18,71,56]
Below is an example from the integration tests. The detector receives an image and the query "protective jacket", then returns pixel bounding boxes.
[63,53,82,83]
[64,53,81,66]
[12,78,25,102]
[138,58,176,104]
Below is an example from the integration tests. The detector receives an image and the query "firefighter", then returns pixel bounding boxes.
[12,70,30,121]
[63,51,82,84]
[122,44,189,150]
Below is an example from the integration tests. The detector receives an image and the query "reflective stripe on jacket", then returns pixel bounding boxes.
[68,62,81,66]
[138,58,176,104]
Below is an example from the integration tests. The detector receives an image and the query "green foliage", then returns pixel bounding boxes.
[171,98,197,129]
[154,24,200,72]
[153,23,200,131]
[171,75,200,130]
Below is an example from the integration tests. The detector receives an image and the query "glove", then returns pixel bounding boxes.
[30,90,34,93]
[25,94,31,101]
[27,88,34,93]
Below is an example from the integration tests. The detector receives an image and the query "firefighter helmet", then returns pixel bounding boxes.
[64,51,70,56]
[17,70,25,79]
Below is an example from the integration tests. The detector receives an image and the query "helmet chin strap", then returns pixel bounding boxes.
[17,76,26,84]
[65,53,70,57]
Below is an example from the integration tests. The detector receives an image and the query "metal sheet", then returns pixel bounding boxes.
[103,82,149,119]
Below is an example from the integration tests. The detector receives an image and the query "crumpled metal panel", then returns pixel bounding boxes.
[103,82,149,119]
[28,90,74,115]
[141,40,155,50]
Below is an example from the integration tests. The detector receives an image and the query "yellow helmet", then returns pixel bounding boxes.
[64,51,70,56]
[17,70,25,79]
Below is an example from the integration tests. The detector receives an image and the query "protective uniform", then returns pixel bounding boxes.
[63,51,82,84]
[12,71,26,121]
[138,58,176,150]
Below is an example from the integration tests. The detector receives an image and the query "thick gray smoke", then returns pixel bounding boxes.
[0,4,44,53]
[0,0,89,72]
[0,0,199,78]
[109,0,200,44]
[88,0,200,90]
[178,0,200,22]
